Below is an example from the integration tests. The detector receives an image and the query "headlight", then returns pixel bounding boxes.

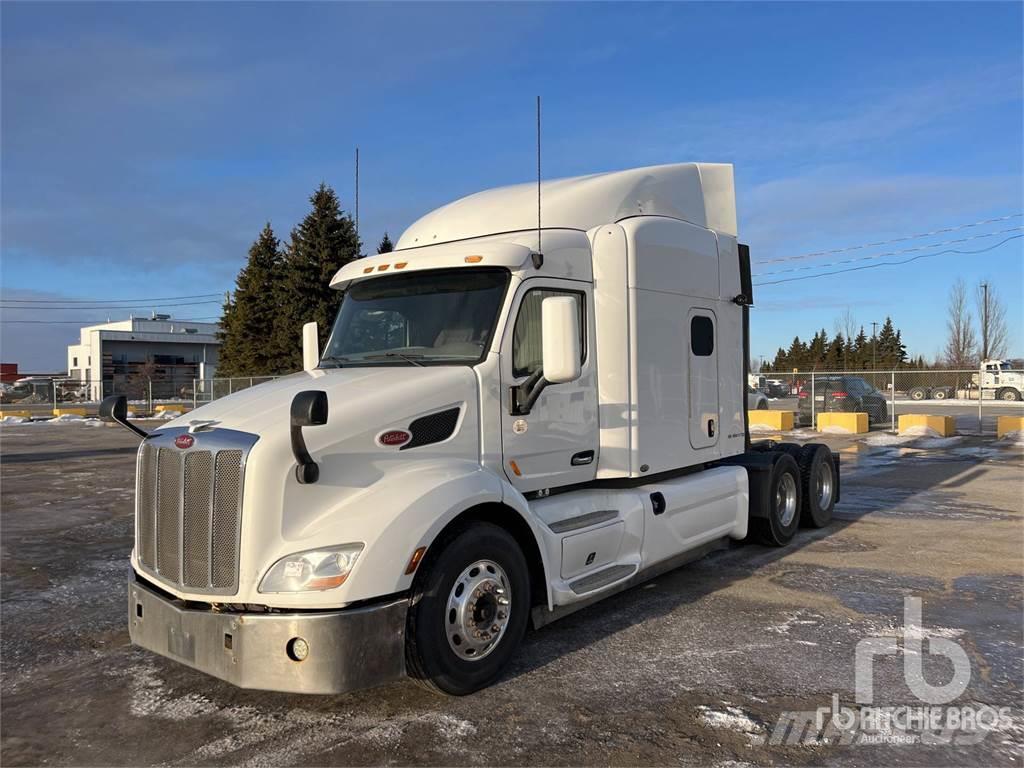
[258,544,363,593]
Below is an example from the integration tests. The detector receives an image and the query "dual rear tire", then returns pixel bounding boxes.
[755,443,835,546]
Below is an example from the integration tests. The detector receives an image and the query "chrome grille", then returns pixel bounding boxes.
[135,428,256,595]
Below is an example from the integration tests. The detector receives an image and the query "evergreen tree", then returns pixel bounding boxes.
[218,223,284,376]
[808,329,828,368]
[825,333,845,370]
[876,316,907,368]
[377,232,394,254]
[273,183,361,372]
[852,326,869,368]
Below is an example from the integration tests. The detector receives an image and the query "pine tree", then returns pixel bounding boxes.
[808,329,828,368]
[377,232,394,254]
[825,333,845,370]
[273,184,361,372]
[852,326,869,368]
[876,317,906,369]
[217,223,284,376]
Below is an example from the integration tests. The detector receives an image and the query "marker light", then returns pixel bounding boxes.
[259,544,363,593]
[377,264,390,271]
[464,255,483,263]
[394,262,408,269]
[287,637,309,662]
[363,266,374,274]
[405,546,427,575]
[509,460,522,476]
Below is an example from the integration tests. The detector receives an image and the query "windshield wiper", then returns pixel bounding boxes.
[362,352,426,367]
[319,355,354,368]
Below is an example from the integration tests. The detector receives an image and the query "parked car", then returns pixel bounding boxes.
[747,386,768,410]
[798,375,888,427]
[764,378,789,398]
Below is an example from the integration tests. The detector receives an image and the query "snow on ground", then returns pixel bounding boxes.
[1,416,27,425]
[152,410,182,420]
[865,426,963,448]
[894,398,1022,408]
[996,430,1024,447]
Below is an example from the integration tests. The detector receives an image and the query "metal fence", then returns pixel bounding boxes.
[752,368,1023,434]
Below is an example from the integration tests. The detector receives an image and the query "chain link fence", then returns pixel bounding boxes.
[753,367,1023,435]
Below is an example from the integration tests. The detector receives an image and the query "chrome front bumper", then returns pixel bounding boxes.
[128,575,408,695]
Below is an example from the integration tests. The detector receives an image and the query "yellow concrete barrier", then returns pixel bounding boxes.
[52,407,88,417]
[816,412,869,434]
[997,416,1024,438]
[154,403,190,413]
[898,414,956,437]
[748,410,794,430]
[2,410,34,419]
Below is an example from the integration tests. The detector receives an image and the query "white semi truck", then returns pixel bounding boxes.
[103,163,840,696]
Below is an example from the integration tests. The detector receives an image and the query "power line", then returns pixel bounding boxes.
[0,316,221,325]
[0,293,222,304]
[0,299,222,311]
[753,227,1024,277]
[753,213,1023,265]
[754,234,1023,287]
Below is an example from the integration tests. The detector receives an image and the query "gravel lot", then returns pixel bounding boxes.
[1,421,1022,766]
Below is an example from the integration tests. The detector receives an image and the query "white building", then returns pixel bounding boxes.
[66,316,220,400]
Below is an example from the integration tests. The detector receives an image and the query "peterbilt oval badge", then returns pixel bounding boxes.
[378,430,411,447]
[174,434,195,449]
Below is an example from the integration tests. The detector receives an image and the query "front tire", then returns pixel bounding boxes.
[997,387,1022,402]
[406,522,530,695]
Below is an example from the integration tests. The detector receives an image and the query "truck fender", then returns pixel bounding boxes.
[337,462,550,604]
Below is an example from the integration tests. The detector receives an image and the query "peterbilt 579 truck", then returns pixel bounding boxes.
[102,163,839,696]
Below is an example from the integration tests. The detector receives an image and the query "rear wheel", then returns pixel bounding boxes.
[797,444,835,528]
[997,387,1021,402]
[932,387,951,401]
[908,386,928,401]
[752,453,802,547]
[406,522,529,695]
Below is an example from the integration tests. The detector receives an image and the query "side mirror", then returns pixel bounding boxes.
[302,321,319,372]
[511,296,582,415]
[541,296,581,384]
[99,394,148,440]
[290,390,328,484]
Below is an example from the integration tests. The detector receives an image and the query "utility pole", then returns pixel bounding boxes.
[980,281,989,360]
[354,147,360,254]
[871,321,879,371]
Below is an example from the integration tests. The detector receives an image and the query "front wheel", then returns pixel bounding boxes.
[405,522,530,695]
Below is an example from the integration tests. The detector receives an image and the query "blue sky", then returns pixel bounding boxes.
[2,1,1022,371]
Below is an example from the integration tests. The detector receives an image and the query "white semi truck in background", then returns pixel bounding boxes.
[103,163,839,696]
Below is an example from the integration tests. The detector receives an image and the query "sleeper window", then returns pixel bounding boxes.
[690,315,714,356]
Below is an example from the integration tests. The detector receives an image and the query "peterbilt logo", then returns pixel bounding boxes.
[174,434,195,449]
[377,430,411,447]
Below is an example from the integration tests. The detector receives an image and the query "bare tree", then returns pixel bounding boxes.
[976,282,1010,360]
[944,279,977,368]
[833,307,857,368]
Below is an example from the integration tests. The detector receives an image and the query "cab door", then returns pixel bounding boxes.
[500,280,599,493]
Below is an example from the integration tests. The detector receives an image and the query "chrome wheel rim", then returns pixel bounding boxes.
[445,559,511,661]
[815,460,833,509]
[777,472,798,527]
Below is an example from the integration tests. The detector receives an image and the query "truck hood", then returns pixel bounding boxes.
[158,366,476,435]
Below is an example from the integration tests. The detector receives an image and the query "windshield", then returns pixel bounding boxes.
[322,267,510,366]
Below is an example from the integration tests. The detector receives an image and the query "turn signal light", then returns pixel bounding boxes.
[509,460,522,476]
[464,255,483,263]
[405,546,427,575]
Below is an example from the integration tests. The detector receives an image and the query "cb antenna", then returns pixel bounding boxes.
[354,147,360,255]
[532,96,544,270]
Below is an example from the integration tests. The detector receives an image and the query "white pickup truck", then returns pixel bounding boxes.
[103,163,839,696]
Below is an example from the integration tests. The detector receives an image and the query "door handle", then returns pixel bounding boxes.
[707,419,716,438]
[571,450,595,466]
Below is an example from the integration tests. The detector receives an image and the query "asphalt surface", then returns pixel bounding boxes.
[1,421,1022,766]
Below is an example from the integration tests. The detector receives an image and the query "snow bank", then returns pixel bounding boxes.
[748,423,780,433]
[153,410,182,420]
[865,426,963,448]
[997,430,1024,447]
[0,415,28,425]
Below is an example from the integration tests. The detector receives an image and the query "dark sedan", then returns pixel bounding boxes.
[797,375,889,427]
